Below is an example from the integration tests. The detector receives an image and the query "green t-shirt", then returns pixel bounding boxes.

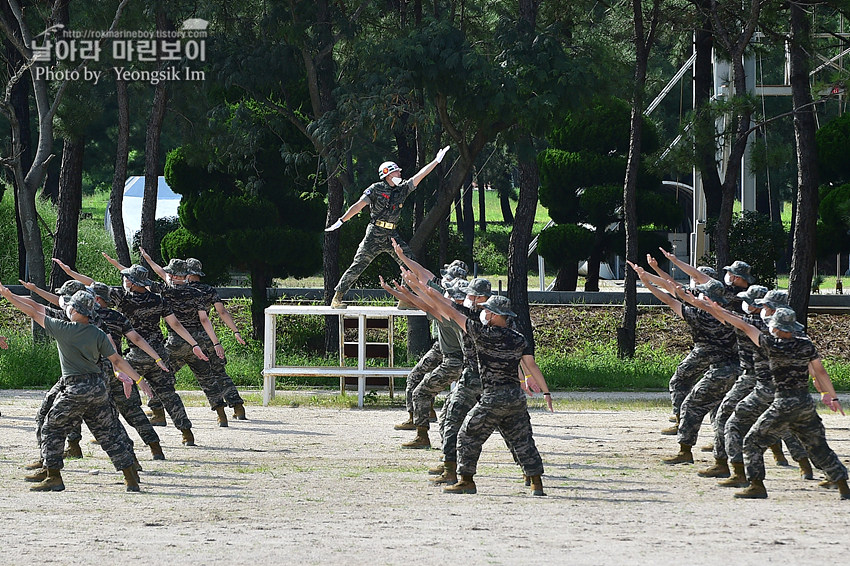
[44,316,116,377]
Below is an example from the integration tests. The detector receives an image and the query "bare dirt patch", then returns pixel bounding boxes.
[2,390,849,565]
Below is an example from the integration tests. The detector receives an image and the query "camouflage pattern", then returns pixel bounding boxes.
[412,352,463,427]
[125,339,192,430]
[164,331,225,410]
[109,287,173,342]
[335,223,416,296]
[35,381,63,450]
[465,318,527,390]
[363,179,415,224]
[758,332,819,391]
[677,361,738,447]
[711,373,756,460]
[186,281,244,408]
[456,386,543,477]
[441,367,483,463]
[725,383,808,464]
[744,390,848,482]
[41,373,134,471]
[668,303,737,416]
[161,284,206,333]
[403,342,442,413]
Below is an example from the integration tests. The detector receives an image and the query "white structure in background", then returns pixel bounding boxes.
[104,176,181,242]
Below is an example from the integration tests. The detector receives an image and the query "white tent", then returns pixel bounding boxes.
[104,176,181,242]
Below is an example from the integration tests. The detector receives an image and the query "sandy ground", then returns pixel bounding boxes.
[1,389,849,566]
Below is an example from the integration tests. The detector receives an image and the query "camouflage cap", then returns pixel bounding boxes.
[696,265,718,279]
[694,279,728,304]
[67,289,96,318]
[120,264,152,288]
[162,258,190,276]
[768,306,804,334]
[736,284,768,303]
[465,277,492,298]
[186,258,205,277]
[754,289,788,310]
[440,260,469,278]
[447,279,469,301]
[480,295,517,317]
[88,282,111,305]
[55,280,87,296]
[723,260,755,283]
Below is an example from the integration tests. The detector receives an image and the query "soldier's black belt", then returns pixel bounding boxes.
[774,387,811,398]
[373,220,396,230]
[62,373,102,385]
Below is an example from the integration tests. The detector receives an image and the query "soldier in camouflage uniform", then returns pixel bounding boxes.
[399,270,547,496]
[629,261,738,466]
[0,286,146,492]
[699,304,849,500]
[382,275,465,449]
[695,284,769,478]
[324,145,450,309]
[65,283,167,461]
[712,290,812,487]
[53,260,207,446]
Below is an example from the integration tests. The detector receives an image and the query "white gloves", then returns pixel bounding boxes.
[325,219,344,232]
[435,145,450,163]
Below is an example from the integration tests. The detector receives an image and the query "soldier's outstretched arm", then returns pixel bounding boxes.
[326,198,369,232]
[658,247,708,283]
[139,248,167,282]
[627,260,683,318]
[390,238,434,282]
[52,258,95,285]
[124,329,169,372]
[411,146,450,187]
[19,279,60,306]
[101,252,128,272]
[213,301,246,345]
[0,283,46,328]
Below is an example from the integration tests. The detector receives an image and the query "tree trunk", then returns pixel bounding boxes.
[249,264,270,340]
[109,78,132,266]
[49,137,85,290]
[508,151,538,349]
[552,264,578,291]
[141,82,169,263]
[584,237,602,292]
[461,173,474,261]
[478,175,487,231]
[787,2,818,327]
[6,47,31,279]
[499,186,514,224]
[693,10,723,221]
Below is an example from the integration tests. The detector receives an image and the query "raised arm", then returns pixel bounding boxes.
[0,284,46,327]
[101,252,128,272]
[658,247,709,284]
[139,248,167,282]
[390,237,435,282]
[402,269,467,329]
[627,260,683,318]
[410,146,450,187]
[19,279,60,306]
[52,258,95,285]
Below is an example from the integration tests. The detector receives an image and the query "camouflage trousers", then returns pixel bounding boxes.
[441,368,483,463]
[335,225,414,296]
[711,372,756,460]
[457,385,543,477]
[67,360,160,447]
[205,335,244,408]
[744,390,848,482]
[126,341,192,430]
[669,345,714,417]
[677,362,737,447]
[413,353,463,427]
[404,342,442,413]
[726,383,808,464]
[41,373,134,471]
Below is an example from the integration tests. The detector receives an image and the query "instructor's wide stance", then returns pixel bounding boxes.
[325,145,450,309]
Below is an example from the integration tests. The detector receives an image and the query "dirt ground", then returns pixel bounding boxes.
[1,389,849,566]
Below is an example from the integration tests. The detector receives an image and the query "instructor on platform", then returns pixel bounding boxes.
[325,145,451,309]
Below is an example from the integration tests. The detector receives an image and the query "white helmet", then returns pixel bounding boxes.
[378,161,401,179]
